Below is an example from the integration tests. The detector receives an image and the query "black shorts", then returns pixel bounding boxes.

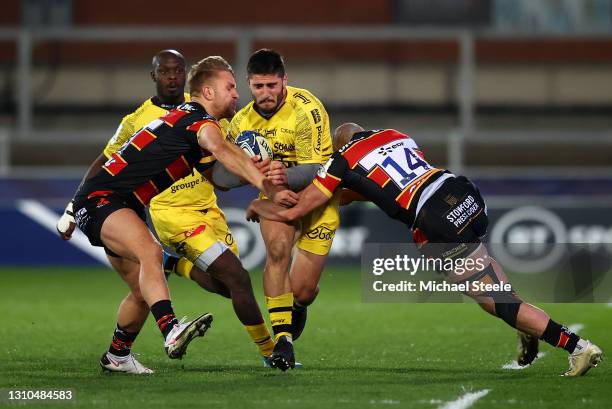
[73,190,146,250]
[413,176,488,259]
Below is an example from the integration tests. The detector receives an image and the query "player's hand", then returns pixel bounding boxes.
[267,161,288,186]
[56,200,76,240]
[246,201,260,223]
[252,156,271,176]
[263,179,298,207]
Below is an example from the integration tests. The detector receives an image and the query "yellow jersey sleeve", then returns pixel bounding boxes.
[294,94,332,164]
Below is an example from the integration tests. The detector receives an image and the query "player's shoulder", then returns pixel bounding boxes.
[231,101,256,125]
[168,102,218,131]
[286,86,324,108]
[123,97,155,120]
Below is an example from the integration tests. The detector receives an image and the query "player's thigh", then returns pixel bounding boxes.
[208,207,239,257]
[100,208,161,264]
[290,248,327,292]
[296,199,340,257]
[108,253,143,298]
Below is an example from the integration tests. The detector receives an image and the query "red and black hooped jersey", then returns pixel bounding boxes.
[76,102,219,207]
[314,129,445,227]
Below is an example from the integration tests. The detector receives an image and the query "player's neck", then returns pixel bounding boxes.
[154,94,184,108]
[190,96,219,118]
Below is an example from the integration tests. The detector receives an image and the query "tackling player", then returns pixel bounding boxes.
[58,54,294,373]
[247,123,603,377]
[227,49,340,370]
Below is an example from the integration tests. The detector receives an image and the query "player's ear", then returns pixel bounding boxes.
[282,73,288,87]
[202,85,214,101]
[150,70,156,82]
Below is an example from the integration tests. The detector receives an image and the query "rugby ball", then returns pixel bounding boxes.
[235,130,273,161]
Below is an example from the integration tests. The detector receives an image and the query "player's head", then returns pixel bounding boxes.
[333,122,364,151]
[247,48,288,115]
[151,49,186,103]
[188,56,238,119]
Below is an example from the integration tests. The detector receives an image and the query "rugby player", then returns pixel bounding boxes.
[247,123,603,377]
[227,49,340,370]
[58,55,294,373]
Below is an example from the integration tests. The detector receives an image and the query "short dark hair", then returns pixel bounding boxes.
[188,56,234,96]
[247,49,285,77]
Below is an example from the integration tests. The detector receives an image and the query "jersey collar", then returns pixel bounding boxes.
[151,96,185,110]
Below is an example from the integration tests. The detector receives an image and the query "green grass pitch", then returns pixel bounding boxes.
[1,266,610,408]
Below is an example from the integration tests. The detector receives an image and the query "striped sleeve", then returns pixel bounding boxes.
[312,153,347,197]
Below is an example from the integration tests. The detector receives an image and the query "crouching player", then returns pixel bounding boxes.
[247,123,603,377]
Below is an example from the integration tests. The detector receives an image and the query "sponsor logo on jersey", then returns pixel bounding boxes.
[170,178,202,194]
[310,108,321,124]
[264,129,277,138]
[314,125,323,154]
[377,141,404,156]
[306,226,336,241]
[273,141,295,152]
[293,92,311,104]
[445,195,480,229]
[281,128,294,134]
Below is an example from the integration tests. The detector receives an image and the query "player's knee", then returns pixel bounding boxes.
[266,238,292,265]
[139,242,163,265]
[126,289,146,306]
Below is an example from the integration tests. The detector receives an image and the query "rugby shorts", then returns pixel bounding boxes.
[73,190,146,252]
[412,176,488,260]
[149,205,238,277]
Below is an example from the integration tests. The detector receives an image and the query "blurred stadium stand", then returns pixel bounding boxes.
[1,0,612,269]
[0,0,611,173]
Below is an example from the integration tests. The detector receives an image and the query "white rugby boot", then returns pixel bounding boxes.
[100,352,153,374]
[164,313,213,359]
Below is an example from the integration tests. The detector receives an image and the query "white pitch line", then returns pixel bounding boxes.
[568,323,584,334]
[438,389,490,409]
[16,199,110,266]
[502,352,547,370]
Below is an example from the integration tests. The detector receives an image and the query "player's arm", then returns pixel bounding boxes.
[340,188,367,206]
[56,152,109,240]
[267,161,321,191]
[57,114,135,240]
[247,183,330,223]
[202,157,270,191]
[198,123,297,206]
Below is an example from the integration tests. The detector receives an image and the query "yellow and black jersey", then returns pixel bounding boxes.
[228,86,331,167]
[103,94,190,158]
[76,102,219,207]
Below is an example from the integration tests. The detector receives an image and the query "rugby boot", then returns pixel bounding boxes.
[100,352,153,374]
[164,313,213,359]
[269,335,295,371]
[517,330,540,366]
[562,341,603,377]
